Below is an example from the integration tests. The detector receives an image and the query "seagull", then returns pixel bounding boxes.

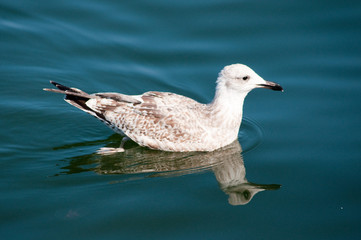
[44,64,283,153]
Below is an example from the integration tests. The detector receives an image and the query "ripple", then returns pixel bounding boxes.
[238,117,263,154]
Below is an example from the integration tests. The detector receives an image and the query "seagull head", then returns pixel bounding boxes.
[218,64,283,93]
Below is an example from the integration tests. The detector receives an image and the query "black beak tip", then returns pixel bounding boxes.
[272,84,284,92]
[259,83,284,92]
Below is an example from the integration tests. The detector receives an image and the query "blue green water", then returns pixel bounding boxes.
[1,0,361,239]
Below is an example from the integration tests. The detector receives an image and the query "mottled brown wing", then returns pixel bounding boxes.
[99,91,208,149]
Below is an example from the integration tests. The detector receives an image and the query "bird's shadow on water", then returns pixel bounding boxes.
[54,135,281,206]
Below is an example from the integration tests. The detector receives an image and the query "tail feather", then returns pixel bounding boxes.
[43,81,94,99]
[50,80,71,91]
[44,81,107,121]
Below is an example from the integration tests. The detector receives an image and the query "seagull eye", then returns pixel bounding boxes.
[242,76,249,81]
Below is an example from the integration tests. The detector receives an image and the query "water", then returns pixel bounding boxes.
[1,0,361,239]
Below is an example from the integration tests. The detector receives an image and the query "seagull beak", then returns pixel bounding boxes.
[258,80,284,92]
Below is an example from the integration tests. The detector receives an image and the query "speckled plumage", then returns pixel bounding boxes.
[44,64,283,152]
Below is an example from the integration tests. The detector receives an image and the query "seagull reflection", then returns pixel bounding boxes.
[57,137,280,205]
[212,152,280,205]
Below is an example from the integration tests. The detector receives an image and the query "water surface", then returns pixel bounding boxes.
[1,0,361,239]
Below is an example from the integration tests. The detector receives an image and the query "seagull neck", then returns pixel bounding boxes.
[208,83,249,128]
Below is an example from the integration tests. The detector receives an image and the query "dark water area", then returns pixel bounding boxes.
[1,0,361,239]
